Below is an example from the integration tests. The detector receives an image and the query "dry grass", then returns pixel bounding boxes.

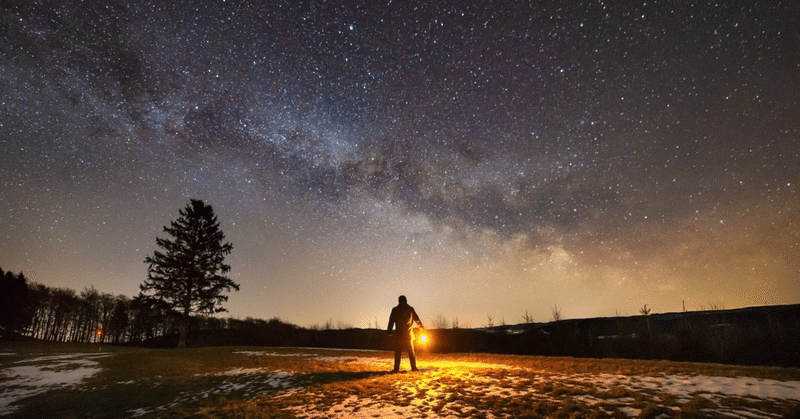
[2,344,799,418]
[433,352,800,380]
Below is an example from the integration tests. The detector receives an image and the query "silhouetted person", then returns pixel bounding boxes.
[387,295,425,372]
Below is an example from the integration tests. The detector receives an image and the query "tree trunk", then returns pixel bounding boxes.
[178,314,190,349]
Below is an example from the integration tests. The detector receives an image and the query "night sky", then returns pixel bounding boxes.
[2,0,798,328]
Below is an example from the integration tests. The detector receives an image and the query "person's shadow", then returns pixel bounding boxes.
[296,370,395,387]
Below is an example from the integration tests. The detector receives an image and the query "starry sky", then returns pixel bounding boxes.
[2,0,798,328]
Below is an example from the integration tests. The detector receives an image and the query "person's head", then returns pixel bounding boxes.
[398,295,407,305]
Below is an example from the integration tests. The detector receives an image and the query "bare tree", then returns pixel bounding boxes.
[106,296,131,344]
[551,305,562,322]
[522,310,534,324]
[431,314,449,329]
[486,314,494,328]
[640,304,653,342]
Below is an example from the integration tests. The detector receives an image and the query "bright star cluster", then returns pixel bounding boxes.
[1,0,798,327]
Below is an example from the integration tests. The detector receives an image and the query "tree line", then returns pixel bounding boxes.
[1,267,167,344]
[0,266,296,345]
[3,266,798,367]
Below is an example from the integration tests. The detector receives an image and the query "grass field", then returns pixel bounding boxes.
[2,342,799,418]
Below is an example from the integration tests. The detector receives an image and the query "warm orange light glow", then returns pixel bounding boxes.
[96,329,103,336]
[420,334,427,343]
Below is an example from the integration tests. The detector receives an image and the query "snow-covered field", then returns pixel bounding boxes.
[1,348,799,418]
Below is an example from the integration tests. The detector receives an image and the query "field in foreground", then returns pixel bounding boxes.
[1,343,800,418]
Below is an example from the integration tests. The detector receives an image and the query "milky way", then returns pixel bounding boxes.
[1,0,798,327]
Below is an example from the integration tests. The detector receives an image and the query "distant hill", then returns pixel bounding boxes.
[443,303,800,367]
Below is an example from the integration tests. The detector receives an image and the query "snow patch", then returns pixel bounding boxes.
[0,353,110,414]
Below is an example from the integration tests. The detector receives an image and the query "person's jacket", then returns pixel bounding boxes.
[387,302,422,339]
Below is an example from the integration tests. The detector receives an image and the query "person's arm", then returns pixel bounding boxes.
[412,308,424,329]
[387,309,395,335]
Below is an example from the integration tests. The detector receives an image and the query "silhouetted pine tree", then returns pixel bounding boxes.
[0,268,33,336]
[141,199,237,348]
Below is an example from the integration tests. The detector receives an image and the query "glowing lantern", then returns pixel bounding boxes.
[417,329,429,345]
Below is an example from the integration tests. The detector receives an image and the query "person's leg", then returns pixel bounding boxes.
[393,337,401,371]
[408,339,418,371]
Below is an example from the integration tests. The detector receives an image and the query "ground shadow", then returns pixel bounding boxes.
[294,370,394,387]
